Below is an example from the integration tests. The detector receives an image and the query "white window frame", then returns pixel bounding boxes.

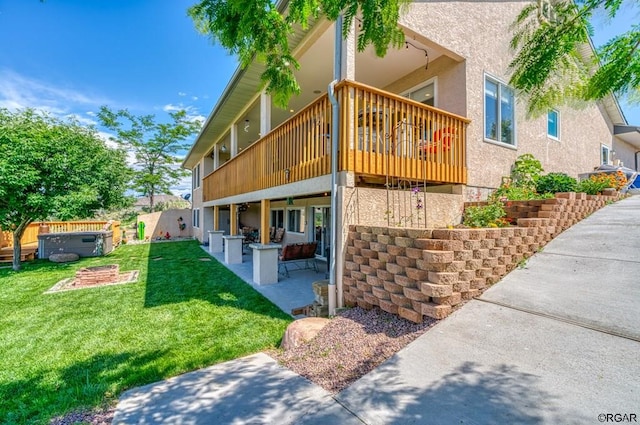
[401,77,438,107]
[286,208,305,234]
[484,73,517,149]
[601,144,611,165]
[193,163,201,189]
[547,109,560,140]
[270,209,284,228]
[193,208,200,228]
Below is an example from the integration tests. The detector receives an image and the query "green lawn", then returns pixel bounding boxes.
[0,240,292,425]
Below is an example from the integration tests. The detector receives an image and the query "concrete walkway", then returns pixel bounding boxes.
[113,196,640,424]
[337,195,640,424]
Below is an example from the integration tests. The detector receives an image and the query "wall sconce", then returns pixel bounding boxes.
[284,168,290,181]
[220,143,227,153]
[210,151,215,159]
[405,40,429,71]
[244,119,250,133]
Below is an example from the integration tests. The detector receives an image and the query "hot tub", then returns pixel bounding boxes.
[38,231,114,259]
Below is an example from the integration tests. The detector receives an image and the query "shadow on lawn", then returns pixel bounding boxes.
[142,241,288,317]
[0,349,169,425]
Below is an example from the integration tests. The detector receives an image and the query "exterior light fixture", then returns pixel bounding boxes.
[220,144,227,153]
[405,40,429,70]
[244,119,250,132]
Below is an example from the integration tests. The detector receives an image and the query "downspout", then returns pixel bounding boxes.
[635,151,640,172]
[327,14,343,316]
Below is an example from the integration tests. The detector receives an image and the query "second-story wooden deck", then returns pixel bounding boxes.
[203,80,469,202]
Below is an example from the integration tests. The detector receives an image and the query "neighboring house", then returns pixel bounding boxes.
[182,1,637,308]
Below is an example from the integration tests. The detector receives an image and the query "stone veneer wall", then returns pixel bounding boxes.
[342,191,621,323]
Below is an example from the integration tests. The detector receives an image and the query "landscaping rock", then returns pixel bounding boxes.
[49,253,79,263]
[281,317,331,351]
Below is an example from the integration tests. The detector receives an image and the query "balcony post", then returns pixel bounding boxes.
[230,123,238,157]
[260,92,271,136]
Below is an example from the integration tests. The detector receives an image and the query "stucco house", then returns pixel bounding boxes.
[182,0,637,310]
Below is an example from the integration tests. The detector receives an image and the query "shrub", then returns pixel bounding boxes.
[576,176,610,195]
[492,184,540,201]
[511,154,544,189]
[463,202,508,228]
[535,173,577,194]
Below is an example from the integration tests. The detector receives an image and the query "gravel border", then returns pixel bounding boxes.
[270,306,438,393]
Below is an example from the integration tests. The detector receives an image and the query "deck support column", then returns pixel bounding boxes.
[208,230,224,253]
[230,204,238,235]
[223,235,244,264]
[260,199,270,245]
[213,206,220,231]
[250,243,280,284]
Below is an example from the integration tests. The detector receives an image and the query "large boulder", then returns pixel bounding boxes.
[49,253,80,263]
[280,317,331,351]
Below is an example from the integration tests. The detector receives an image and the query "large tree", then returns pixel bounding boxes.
[509,0,639,116]
[188,0,638,113]
[97,107,201,213]
[188,0,407,108]
[0,108,130,271]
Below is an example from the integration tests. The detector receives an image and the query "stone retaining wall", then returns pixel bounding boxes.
[343,191,620,323]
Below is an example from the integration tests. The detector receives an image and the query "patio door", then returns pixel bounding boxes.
[312,207,331,258]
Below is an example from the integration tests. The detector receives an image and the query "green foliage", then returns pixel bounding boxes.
[463,202,507,228]
[535,172,577,194]
[511,153,544,189]
[576,178,610,195]
[509,0,640,116]
[0,108,131,270]
[188,0,408,108]
[492,185,541,201]
[0,241,291,424]
[97,107,200,213]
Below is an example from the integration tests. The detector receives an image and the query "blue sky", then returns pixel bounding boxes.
[0,1,638,194]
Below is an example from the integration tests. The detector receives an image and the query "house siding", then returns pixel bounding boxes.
[401,1,613,196]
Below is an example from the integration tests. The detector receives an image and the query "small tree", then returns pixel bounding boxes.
[0,108,130,271]
[97,107,201,213]
[509,0,639,116]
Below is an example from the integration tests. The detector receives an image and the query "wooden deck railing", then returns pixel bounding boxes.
[338,80,468,184]
[203,80,469,201]
[1,220,121,249]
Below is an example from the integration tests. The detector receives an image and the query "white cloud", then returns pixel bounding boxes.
[0,68,111,116]
[163,103,183,112]
[162,103,205,126]
[178,91,187,97]
[86,111,96,116]
[191,96,199,101]
[64,113,97,126]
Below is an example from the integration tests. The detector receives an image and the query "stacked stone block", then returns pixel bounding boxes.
[344,192,620,324]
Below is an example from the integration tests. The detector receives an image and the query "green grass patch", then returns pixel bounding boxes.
[0,241,292,424]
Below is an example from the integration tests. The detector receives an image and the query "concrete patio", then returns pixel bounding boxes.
[201,244,326,317]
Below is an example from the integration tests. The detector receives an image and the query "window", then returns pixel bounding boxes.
[403,79,436,106]
[485,75,515,146]
[547,109,560,139]
[287,208,305,233]
[193,208,200,228]
[601,145,611,165]
[270,209,284,228]
[192,164,201,189]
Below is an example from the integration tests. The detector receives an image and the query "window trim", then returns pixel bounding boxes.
[483,73,517,148]
[286,207,306,234]
[601,144,611,165]
[401,77,438,107]
[547,109,560,141]
[270,208,285,229]
[193,163,201,189]
[193,208,200,228]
